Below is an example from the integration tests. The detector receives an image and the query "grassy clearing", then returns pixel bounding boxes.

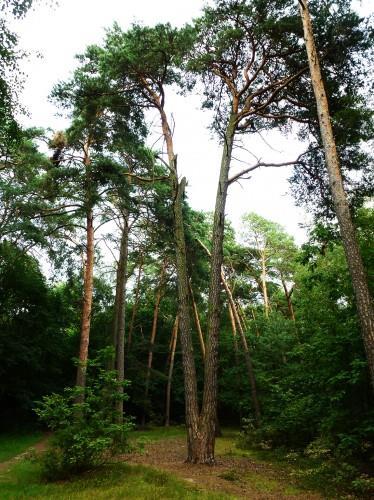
[0,459,232,499]
[0,432,43,463]
[128,425,188,456]
[129,425,185,444]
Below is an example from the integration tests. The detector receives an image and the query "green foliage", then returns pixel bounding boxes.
[288,1,373,220]
[0,128,66,246]
[0,241,75,422]
[238,213,373,483]
[102,22,195,96]
[35,351,133,480]
[0,1,36,153]
[1,2,373,494]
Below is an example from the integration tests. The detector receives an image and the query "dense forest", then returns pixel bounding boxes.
[0,0,373,497]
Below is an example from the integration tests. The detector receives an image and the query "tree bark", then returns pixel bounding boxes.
[281,278,295,321]
[127,252,144,348]
[189,279,206,359]
[142,258,167,426]
[165,315,179,427]
[221,269,261,426]
[197,235,261,429]
[237,301,249,332]
[228,302,243,422]
[159,107,200,461]
[299,0,374,389]
[110,275,120,372]
[189,279,222,437]
[76,140,94,401]
[114,212,129,422]
[260,251,270,317]
[228,302,239,364]
[199,112,237,463]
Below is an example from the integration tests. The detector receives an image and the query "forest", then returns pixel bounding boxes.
[0,0,373,498]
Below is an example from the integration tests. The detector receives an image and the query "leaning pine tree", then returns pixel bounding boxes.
[297,0,374,389]
[99,23,203,461]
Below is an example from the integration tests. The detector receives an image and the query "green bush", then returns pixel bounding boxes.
[35,351,133,480]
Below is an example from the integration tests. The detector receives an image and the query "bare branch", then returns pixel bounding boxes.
[228,157,306,185]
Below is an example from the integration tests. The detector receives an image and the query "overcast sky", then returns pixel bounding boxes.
[11,0,373,244]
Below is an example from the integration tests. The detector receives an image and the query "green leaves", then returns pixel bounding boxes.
[35,351,134,480]
[100,22,195,111]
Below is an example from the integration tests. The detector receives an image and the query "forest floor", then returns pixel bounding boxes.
[0,427,355,499]
[123,428,321,499]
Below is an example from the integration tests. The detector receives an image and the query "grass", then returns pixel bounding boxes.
[216,434,307,497]
[231,445,337,495]
[129,425,185,444]
[128,425,188,456]
[0,432,43,463]
[0,459,232,499]
[132,428,311,498]
[1,427,368,499]
[218,431,373,498]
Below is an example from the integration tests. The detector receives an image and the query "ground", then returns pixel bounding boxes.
[0,427,349,499]
[123,429,321,499]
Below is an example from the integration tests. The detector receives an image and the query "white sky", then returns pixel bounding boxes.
[11,0,373,245]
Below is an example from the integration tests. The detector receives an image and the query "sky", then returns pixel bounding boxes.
[11,0,373,245]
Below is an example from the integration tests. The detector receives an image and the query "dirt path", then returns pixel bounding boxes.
[0,434,49,473]
[122,437,322,499]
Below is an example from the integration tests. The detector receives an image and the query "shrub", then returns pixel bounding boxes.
[35,350,133,480]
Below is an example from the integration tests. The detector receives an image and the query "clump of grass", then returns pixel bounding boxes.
[0,432,43,463]
[218,469,240,482]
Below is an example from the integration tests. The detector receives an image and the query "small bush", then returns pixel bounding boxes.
[352,474,374,497]
[35,350,133,480]
[239,418,273,450]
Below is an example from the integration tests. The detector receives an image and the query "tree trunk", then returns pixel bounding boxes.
[221,269,261,426]
[197,235,261,430]
[228,302,243,422]
[165,315,179,427]
[189,279,206,359]
[159,108,200,461]
[238,301,249,332]
[299,0,374,389]
[114,213,129,422]
[260,251,270,317]
[281,278,295,321]
[127,252,144,348]
[76,209,94,398]
[142,258,167,426]
[189,279,222,437]
[76,141,94,401]
[110,278,120,372]
[228,302,239,364]
[199,112,237,463]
